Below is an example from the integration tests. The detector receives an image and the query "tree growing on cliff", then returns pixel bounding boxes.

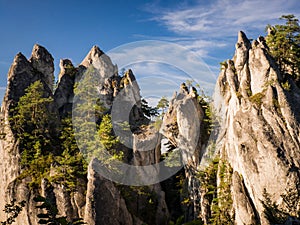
[266,14,300,84]
[10,80,57,187]
[52,116,87,192]
[157,96,169,117]
[141,98,158,119]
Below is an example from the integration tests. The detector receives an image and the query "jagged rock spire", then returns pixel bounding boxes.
[80,45,118,79]
[80,45,105,68]
[213,31,300,224]
[4,45,54,106]
[234,31,251,71]
[7,52,31,79]
[30,44,54,91]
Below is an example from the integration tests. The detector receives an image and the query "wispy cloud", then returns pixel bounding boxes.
[153,0,300,37]
[107,40,216,98]
[141,0,300,82]
[108,40,216,91]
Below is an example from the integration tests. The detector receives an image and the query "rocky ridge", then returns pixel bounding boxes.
[0,45,169,225]
[0,30,299,225]
[213,31,300,224]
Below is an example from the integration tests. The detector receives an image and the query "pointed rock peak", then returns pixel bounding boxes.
[189,86,198,98]
[126,68,133,75]
[180,82,189,94]
[238,31,249,43]
[90,45,104,56]
[237,31,251,48]
[14,52,29,64]
[124,69,136,81]
[12,52,30,69]
[7,52,31,79]
[29,44,54,91]
[80,45,105,67]
[30,44,54,62]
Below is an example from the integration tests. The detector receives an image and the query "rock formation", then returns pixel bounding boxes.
[160,85,204,220]
[213,31,300,224]
[0,45,168,225]
[0,30,299,225]
[0,45,55,224]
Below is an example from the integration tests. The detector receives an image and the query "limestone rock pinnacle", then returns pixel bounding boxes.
[30,44,54,91]
[214,31,300,224]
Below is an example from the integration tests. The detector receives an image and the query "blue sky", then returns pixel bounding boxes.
[0,0,300,103]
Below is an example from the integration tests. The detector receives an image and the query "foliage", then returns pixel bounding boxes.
[163,149,182,168]
[198,157,219,204]
[73,65,107,161]
[157,96,169,117]
[34,196,85,225]
[10,80,58,187]
[168,215,184,225]
[281,80,291,91]
[97,114,124,161]
[0,199,26,225]
[169,216,204,225]
[198,95,214,146]
[18,152,54,188]
[249,92,265,108]
[210,160,234,224]
[98,114,119,150]
[184,219,204,225]
[64,64,77,78]
[185,79,194,88]
[281,188,300,217]
[118,185,159,225]
[198,157,234,224]
[9,80,87,191]
[153,118,163,131]
[10,80,55,168]
[141,98,158,119]
[266,15,300,84]
[51,116,87,192]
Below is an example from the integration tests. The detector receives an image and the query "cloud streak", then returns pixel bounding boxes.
[142,0,300,80]
[154,0,300,37]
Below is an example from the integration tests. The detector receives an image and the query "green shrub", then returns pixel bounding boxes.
[249,92,265,108]
[281,80,291,91]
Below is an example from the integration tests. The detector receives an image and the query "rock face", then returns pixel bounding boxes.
[161,85,203,166]
[30,44,54,92]
[1,31,300,225]
[0,44,56,224]
[0,44,169,225]
[84,159,135,225]
[214,31,300,224]
[161,85,204,220]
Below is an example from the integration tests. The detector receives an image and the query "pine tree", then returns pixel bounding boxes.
[141,98,158,119]
[266,14,300,84]
[96,114,124,162]
[52,116,87,191]
[72,65,106,161]
[157,96,169,117]
[10,80,55,169]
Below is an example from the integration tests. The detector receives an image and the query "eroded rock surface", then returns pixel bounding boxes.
[214,31,300,224]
